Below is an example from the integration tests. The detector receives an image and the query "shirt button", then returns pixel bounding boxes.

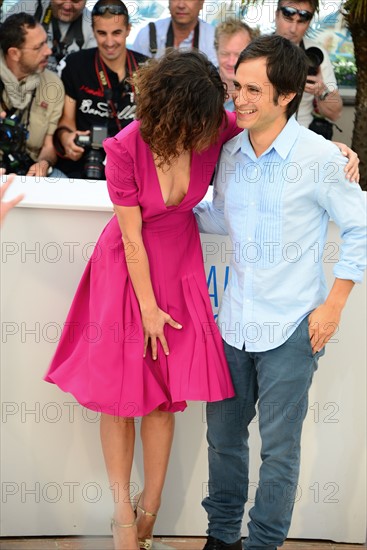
[250,201,255,206]
[248,237,252,241]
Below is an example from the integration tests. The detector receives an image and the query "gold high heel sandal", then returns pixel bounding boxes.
[110,517,138,549]
[134,494,158,550]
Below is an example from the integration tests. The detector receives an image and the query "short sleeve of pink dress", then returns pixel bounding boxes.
[104,136,139,206]
[45,113,239,417]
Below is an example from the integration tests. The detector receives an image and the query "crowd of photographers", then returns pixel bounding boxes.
[0,0,343,181]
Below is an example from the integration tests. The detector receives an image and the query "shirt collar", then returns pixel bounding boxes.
[230,115,301,161]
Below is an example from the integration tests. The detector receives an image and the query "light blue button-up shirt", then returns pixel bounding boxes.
[224,97,235,112]
[195,116,367,352]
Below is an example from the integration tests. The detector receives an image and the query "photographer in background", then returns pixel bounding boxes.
[0,13,64,177]
[53,0,146,180]
[132,0,217,65]
[275,0,342,138]
[4,0,96,74]
[214,19,255,111]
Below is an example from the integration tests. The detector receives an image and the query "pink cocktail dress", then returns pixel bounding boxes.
[45,113,239,417]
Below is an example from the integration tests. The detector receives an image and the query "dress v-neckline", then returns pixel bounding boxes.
[150,150,194,209]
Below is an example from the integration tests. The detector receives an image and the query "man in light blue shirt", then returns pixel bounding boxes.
[195,35,366,550]
[132,0,217,66]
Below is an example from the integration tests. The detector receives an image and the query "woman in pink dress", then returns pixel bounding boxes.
[45,50,239,550]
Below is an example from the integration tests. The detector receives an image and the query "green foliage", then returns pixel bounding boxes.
[332,56,357,86]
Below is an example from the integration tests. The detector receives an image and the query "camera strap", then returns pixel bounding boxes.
[148,23,158,56]
[36,3,84,63]
[293,40,310,122]
[51,17,84,62]
[0,78,6,112]
[0,78,36,131]
[95,50,139,132]
[23,88,37,131]
[34,0,48,22]
[148,21,199,56]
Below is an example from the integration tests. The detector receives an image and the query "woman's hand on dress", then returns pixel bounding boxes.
[142,307,182,360]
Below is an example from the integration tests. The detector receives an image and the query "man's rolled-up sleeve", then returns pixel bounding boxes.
[317,150,367,283]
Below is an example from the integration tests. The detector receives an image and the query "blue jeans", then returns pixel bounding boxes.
[202,316,324,550]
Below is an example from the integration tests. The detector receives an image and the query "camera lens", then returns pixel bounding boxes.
[305,47,324,76]
[0,116,28,153]
[84,150,105,180]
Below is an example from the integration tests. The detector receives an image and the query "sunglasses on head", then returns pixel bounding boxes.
[278,6,314,22]
[92,4,128,16]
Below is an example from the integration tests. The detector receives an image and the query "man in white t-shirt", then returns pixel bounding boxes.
[275,0,342,130]
[132,0,217,66]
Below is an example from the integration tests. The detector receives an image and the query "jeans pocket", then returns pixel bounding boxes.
[305,313,326,362]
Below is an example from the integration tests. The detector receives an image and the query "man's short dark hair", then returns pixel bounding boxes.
[235,34,308,119]
[277,0,319,13]
[91,0,129,27]
[0,13,38,54]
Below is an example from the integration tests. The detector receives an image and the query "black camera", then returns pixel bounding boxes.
[305,46,324,77]
[74,125,108,180]
[0,114,33,175]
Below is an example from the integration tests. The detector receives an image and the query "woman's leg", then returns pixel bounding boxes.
[137,409,175,540]
[100,413,138,550]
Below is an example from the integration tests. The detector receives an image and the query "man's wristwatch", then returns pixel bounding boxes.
[318,89,331,101]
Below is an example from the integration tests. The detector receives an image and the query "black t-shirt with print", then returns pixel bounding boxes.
[56,47,147,179]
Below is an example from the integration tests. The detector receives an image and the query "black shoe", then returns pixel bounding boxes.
[203,536,242,550]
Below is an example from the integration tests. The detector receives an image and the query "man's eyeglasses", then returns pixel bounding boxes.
[21,40,49,52]
[278,6,314,22]
[92,4,128,16]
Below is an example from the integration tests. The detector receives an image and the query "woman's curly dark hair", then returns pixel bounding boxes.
[134,49,227,166]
